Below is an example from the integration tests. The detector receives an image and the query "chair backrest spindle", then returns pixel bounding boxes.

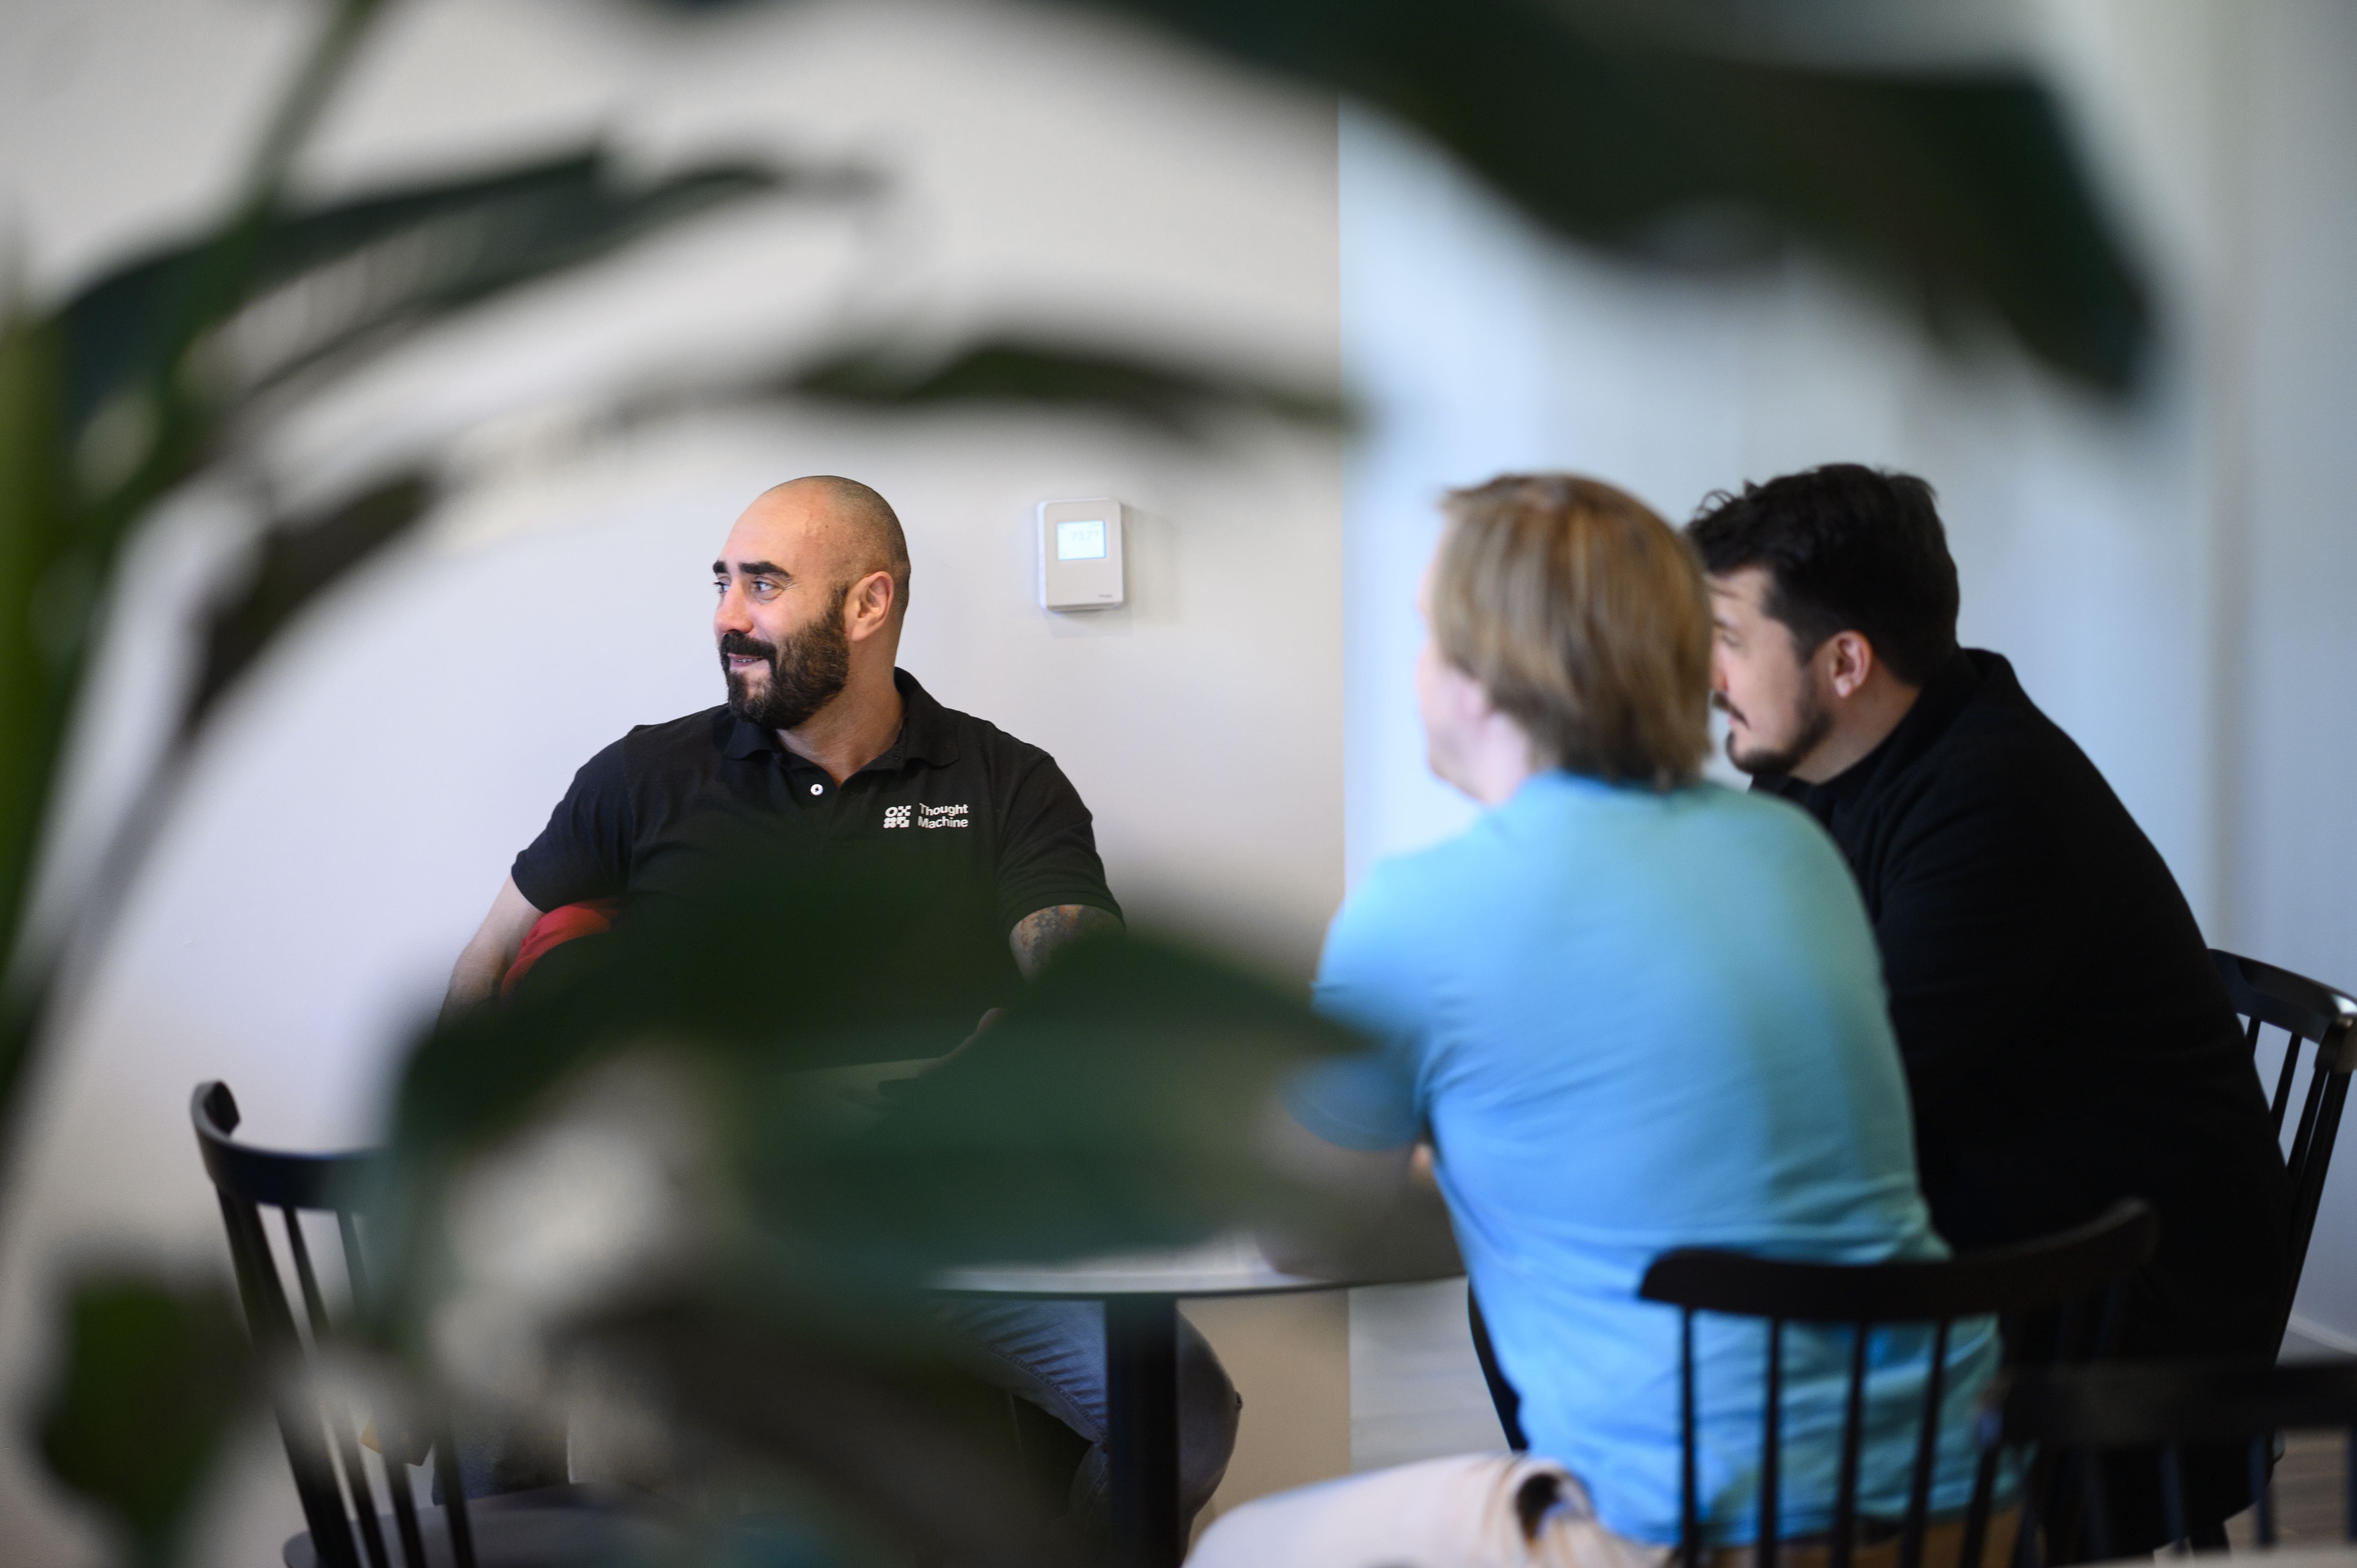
[1896,1316,1953,1568]
[190,1082,451,1568]
[1682,1309,1703,1568]
[2212,949,2357,1320]
[1642,1201,2159,1568]
[1758,1317,1784,1568]
[216,1182,359,1568]
[2247,1437,2274,1546]
[1827,1323,1870,1568]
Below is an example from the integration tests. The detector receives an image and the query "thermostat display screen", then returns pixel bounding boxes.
[1056,518,1108,561]
[1039,497,1124,611]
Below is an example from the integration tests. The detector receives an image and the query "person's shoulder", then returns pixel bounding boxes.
[936,703,1049,764]
[1668,780,1858,881]
[607,707,735,776]
[1891,654,2101,825]
[899,672,1060,774]
[1321,851,1445,993]
[1695,777,1827,835]
[1925,653,2082,774]
[1344,802,1534,930]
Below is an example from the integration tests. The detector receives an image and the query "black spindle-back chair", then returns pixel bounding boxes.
[191,1081,472,1568]
[2000,1357,2357,1555]
[1639,1200,2159,1568]
[2212,949,2357,1317]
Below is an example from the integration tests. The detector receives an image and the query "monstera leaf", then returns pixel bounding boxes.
[58,150,797,458]
[378,851,1360,1290]
[0,132,814,1130]
[37,1276,253,1568]
[790,337,1349,435]
[637,0,2150,391]
[347,849,1361,1566]
[1088,0,2150,390]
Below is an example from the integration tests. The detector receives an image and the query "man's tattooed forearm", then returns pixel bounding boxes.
[1011,903,1123,980]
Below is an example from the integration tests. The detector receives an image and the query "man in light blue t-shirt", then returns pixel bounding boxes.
[1194,475,1998,1568]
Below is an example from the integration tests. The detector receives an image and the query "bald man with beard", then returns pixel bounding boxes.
[443,475,1125,1014]
[439,476,1241,1529]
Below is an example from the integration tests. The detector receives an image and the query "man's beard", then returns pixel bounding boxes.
[1718,683,1834,777]
[721,616,851,731]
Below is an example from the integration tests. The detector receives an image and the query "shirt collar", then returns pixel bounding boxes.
[719,667,962,770]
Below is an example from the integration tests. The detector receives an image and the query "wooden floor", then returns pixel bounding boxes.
[2223,1429,2349,1550]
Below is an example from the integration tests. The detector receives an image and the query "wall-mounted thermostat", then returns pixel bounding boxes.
[1038,497,1126,611]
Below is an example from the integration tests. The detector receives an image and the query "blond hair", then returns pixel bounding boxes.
[1432,473,1711,788]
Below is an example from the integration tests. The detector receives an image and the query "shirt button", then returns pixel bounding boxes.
[810,783,824,796]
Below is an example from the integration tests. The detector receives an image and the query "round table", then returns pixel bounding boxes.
[938,1234,1457,1568]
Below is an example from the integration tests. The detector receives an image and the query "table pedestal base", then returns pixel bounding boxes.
[1106,1294,1181,1568]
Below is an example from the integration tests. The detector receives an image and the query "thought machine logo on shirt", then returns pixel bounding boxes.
[882,803,968,829]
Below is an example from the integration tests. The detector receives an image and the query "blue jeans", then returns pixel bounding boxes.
[941,1298,1242,1533]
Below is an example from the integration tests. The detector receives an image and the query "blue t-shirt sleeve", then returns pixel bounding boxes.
[1288,871,1429,1151]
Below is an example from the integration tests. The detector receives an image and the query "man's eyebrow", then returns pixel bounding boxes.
[713,559,791,577]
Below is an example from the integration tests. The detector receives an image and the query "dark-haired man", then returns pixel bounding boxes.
[1688,464,2291,1550]
[438,476,1239,1526]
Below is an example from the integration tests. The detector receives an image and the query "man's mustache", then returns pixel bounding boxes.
[719,631,777,666]
[1711,689,1745,726]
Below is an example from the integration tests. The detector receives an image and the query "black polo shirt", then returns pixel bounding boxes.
[511,669,1119,1014]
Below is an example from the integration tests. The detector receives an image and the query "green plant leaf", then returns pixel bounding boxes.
[0,307,81,1107]
[0,146,843,1170]
[627,0,2149,388]
[37,1274,253,1566]
[361,854,1360,1560]
[1119,1,2150,387]
[788,337,1347,434]
[1106,1,2150,388]
[59,149,824,453]
[185,471,439,735]
[369,849,1360,1339]
[581,1294,1079,1568]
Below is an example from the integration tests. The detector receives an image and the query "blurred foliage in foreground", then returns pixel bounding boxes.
[37,1276,252,1568]
[362,858,1364,1566]
[7,0,2153,1560]
[1082,0,2151,392]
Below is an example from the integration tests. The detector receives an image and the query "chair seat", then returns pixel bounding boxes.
[282,1484,680,1568]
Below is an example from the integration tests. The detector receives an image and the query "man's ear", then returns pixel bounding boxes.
[1824,630,1877,700]
[844,569,896,640]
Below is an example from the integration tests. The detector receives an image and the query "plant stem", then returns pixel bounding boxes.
[242,0,394,213]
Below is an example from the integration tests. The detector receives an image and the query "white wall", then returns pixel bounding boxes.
[1339,0,2357,1374]
[2227,0,2357,1356]
[6,0,2353,1558]
[0,2,1344,1562]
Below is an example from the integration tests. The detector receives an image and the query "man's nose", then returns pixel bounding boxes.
[714,582,752,634]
